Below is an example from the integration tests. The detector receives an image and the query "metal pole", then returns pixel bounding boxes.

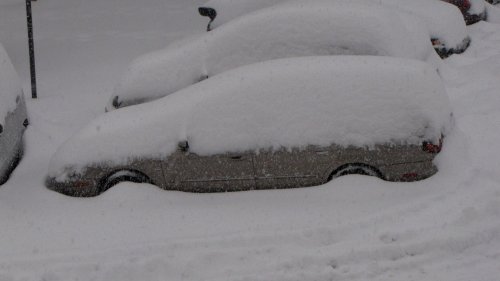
[26,0,37,99]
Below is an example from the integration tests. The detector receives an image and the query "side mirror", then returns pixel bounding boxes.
[198,7,217,31]
[178,140,189,152]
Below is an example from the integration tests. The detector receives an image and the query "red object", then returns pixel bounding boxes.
[422,137,443,154]
[444,0,471,13]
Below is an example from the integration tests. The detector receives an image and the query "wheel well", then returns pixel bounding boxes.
[328,163,384,181]
[99,169,152,192]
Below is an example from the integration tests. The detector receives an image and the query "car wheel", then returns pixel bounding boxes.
[100,170,151,192]
[328,163,384,181]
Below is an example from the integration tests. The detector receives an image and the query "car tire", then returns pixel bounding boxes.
[100,170,151,193]
[328,163,383,181]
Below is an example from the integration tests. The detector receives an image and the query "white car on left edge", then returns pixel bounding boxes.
[0,43,28,185]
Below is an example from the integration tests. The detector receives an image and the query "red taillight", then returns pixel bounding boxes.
[431,38,442,46]
[422,137,443,154]
[458,0,471,13]
[446,0,471,13]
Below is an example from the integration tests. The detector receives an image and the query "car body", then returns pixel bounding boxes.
[198,0,471,58]
[106,1,440,111]
[47,56,452,197]
[442,0,487,24]
[0,43,28,185]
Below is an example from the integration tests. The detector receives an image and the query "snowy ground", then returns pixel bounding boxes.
[1,0,500,280]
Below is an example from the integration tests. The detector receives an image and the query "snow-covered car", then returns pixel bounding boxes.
[106,1,440,111]
[198,0,471,58]
[442,0,487,24]
[0,43,28,185]
[47,56,452,197]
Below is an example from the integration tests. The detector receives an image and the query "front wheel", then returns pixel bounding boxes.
[100,170,151,193]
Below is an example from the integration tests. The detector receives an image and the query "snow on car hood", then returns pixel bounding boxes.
[0,43,23,123]
[202,0,468,49]
[109,1,440,110]
[50,56,452,176]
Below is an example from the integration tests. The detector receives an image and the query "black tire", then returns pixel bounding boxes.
[328,163,383,181]
[100,170,151,193]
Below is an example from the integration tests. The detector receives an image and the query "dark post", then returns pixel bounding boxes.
[25,0,37,99]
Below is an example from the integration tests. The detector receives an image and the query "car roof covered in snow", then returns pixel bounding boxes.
[201,0,468,49]
[51,56,452,177]
[109,1,440,110]
[0,43,23,123]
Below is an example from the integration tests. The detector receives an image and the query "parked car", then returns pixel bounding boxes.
[198,0,471,58]
[0,43,28,185]
[106,1,439,111]
[442,0,487,24]
[47,56,452,197]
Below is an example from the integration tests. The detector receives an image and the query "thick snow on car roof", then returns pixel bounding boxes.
[469,0,486,14]
[202,0,468,49]
[0,43,22,123]
[110,1,439,110]
[50,56,452,177]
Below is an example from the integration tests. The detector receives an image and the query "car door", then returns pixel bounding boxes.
[0,98,27,181]
[164,146,256,192]
[252,146,331,190]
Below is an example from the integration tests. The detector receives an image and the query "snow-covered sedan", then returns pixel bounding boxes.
[47,56,452,197]
[198,0,471,58]
[0,43,28,185]
[106,1,440,111]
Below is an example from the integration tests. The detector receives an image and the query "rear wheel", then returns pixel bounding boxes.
[100,170,151,193]
[328,163,383,181]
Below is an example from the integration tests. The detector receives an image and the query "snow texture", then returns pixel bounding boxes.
[1,0,500,280]
[470,0,487,14]
[50,56,452,177]
[111,1,440,109]
[0,42,22,124]
[202,0,469,49]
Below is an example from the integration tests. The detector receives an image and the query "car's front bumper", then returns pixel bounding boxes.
[464,9,487,25]
[45,176,100,197]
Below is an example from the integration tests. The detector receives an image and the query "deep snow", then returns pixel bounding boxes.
[112,1,439,110]
[50,56,451,177]
[202,0,469,50]
[1,0,500,280]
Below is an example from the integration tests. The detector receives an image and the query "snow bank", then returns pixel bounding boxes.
[50,56,452,176]
[486,2,500,23]
[110,1,439,110]
[0,42,22,124]
[469,0,487,14]
[201,0,468,50]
